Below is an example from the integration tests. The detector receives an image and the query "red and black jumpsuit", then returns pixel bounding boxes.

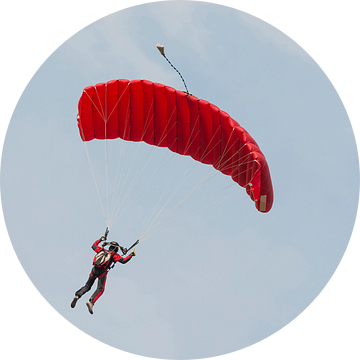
[75,239,133,304]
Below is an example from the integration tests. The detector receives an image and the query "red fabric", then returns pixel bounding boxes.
[77,79,273,212]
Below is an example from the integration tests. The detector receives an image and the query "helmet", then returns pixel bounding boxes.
[108,241,120,253]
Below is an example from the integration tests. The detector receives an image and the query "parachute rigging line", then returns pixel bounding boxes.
[82,141,107,225]
[156,43,190,95]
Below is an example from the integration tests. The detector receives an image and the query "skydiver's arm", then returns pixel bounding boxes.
[113,253,133,264]
[91,239,103,253]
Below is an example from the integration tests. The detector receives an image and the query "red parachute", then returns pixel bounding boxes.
[77,79,273,212]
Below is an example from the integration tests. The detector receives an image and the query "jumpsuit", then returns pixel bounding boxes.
[75,239,133,303]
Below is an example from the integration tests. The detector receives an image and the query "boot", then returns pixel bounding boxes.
[86,300,94,314]
[71,296,79,308]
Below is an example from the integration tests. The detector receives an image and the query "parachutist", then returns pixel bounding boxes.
[71,235,136,314]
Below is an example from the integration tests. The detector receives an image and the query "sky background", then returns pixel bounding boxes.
[1,1,359,360]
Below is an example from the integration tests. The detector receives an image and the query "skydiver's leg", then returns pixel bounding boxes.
[75,269,97,298]
[89,271,107,304]
[86,269,107,314]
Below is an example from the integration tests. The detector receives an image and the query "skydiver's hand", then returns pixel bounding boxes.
[100,236,106,242]
[131,250,136,257]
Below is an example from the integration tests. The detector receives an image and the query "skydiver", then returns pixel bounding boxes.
[70,230,136,314]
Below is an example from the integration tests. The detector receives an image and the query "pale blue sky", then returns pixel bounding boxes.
[1,1,359,360]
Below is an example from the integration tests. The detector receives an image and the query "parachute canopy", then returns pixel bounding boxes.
[77,79,273,212]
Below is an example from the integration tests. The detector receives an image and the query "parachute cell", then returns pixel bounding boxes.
[77,79,273,212]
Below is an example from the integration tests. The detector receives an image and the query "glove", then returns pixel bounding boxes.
[100,236,106,241]
[131,249,136,257]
